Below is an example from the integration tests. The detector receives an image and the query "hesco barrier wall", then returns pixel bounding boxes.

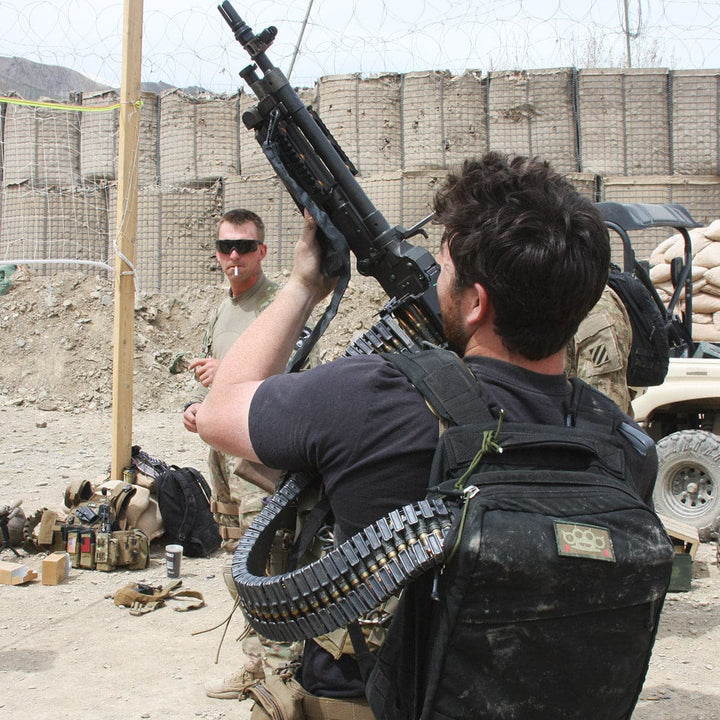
[1,67,719,292]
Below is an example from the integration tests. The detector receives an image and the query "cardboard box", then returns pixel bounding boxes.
[42,552,71,586]
[0,560,38,585]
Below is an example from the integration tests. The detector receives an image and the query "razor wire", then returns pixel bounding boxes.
[1,0,720,97]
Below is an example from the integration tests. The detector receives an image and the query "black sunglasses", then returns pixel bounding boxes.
[216,239,263,255]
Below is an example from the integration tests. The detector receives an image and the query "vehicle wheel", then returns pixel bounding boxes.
[654,430,720,536]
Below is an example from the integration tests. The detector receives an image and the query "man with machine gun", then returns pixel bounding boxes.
[196,4,661,717]
[197,150,658,718]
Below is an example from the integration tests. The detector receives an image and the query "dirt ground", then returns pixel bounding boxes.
[1,269,719,720]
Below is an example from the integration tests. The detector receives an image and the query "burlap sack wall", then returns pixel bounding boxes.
[402,71,449,172]
[443,72,488,171]
[316,73,403,176]
[0,184,107,269]
[3,68,720,291]
[0,99,6,183]
[357,74,403,175]
[384,71,490,173]
[159,90,239,185]
[80,90,119,180]
[136,92,160,186]
[0,185,45,260]
[80,90,159,185]
[487,69,577,174]
[577,69,629,175]
[578,68,671,176]
[671,70,720,175]
[566,173,599,203]
[649,219,720,342]
[601,175,720,263]
[317,74,361,170]
[2,101,81,187]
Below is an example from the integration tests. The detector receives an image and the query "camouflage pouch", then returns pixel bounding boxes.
[110,529,149,571]
[246,672,304,720]
[93,528,147,571]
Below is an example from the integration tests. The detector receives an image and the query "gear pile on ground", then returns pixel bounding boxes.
[0,267,386,414]
[649,219,720,342]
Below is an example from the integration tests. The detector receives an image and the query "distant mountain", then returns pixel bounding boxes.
[0,56,204,102]
[0,56,110,101]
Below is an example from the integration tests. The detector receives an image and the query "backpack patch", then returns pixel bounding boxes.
[553,520,615,562]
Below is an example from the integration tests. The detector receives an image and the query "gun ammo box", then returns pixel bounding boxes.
[658,514,699,593]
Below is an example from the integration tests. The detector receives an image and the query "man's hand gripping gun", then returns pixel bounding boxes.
[219,2,446,369]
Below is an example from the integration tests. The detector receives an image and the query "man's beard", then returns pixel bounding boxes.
[440,296,469,356]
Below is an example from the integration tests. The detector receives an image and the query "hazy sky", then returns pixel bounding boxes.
[1,0,719,92]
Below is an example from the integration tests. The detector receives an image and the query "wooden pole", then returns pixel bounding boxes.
[111,0,144,481]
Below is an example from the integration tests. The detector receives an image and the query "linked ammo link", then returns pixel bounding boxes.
[344,298,445,357]
[232,473,454,642]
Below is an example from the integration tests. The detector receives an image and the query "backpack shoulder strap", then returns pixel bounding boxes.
[566,377,622,435]
[383,347,494,426]
[570,378,655,459]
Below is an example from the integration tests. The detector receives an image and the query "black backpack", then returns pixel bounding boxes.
[366,348,674,720]
[607,260,689,387]
[154,466,222,557]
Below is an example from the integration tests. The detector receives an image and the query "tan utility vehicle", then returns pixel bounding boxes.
[598,202,720,539]
[633,352,720,539]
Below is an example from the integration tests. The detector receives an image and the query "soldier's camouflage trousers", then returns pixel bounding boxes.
[208,447,300,668]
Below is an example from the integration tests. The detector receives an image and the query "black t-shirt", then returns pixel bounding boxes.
[249,352,656,697]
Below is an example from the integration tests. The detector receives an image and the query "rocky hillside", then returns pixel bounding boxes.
[0,266,386,414]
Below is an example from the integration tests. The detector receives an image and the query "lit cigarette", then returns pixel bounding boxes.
[234,266,239,276]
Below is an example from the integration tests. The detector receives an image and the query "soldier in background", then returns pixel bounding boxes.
[566,285,634,415]
[183,209,301,697]
[183,208,279,548]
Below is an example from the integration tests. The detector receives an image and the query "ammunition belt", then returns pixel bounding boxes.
[232,473,454,642]
[345,298,444,357]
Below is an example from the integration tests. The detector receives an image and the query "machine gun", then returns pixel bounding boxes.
[217,2,456,642]
[218,2,446,369]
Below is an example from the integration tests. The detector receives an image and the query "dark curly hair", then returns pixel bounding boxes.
[433,152,610,360]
